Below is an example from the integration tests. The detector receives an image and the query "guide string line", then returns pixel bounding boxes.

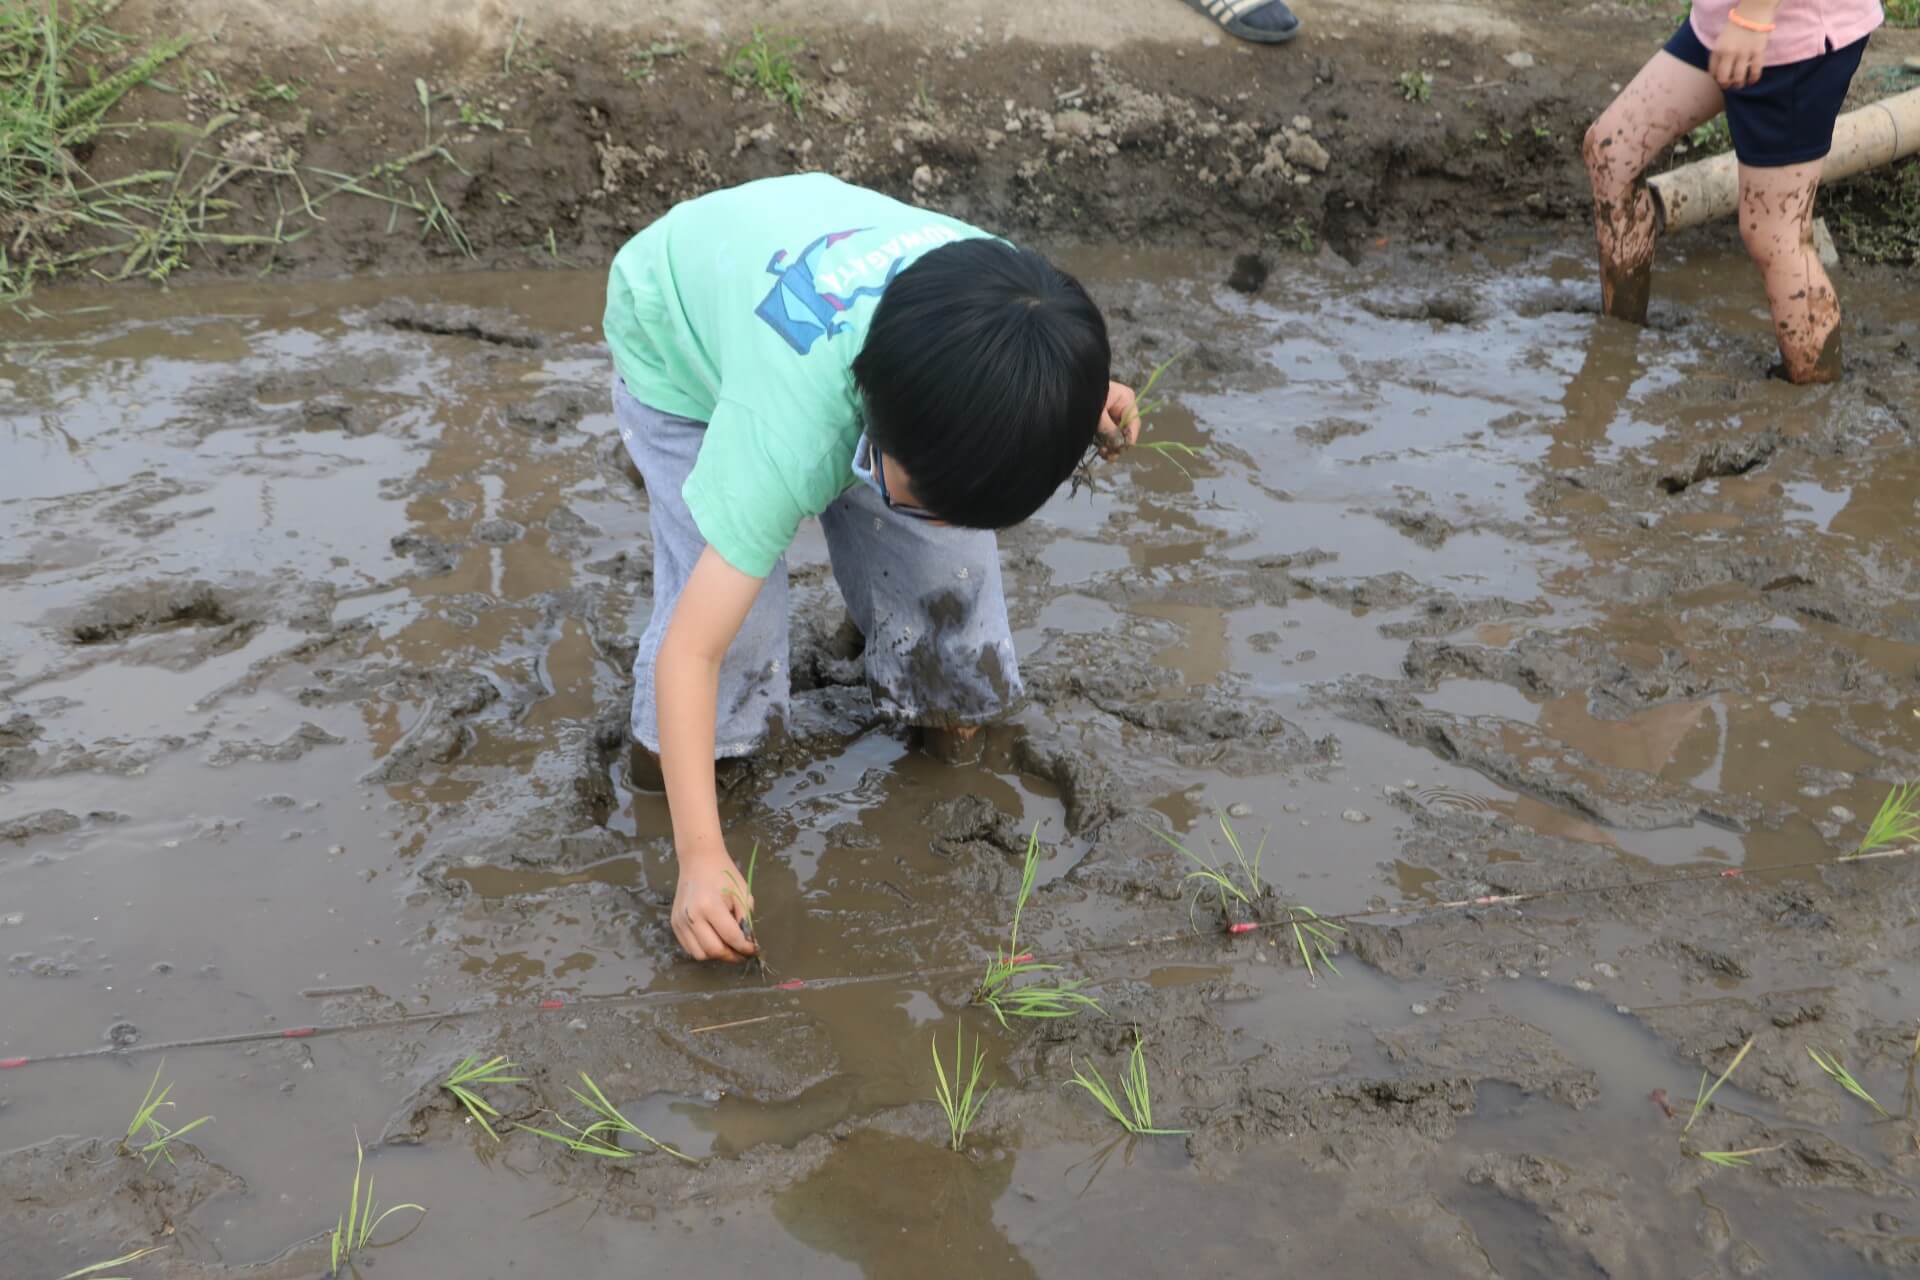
[3,842,1912,1071]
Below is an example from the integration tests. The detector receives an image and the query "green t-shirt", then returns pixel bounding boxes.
[604,174,990,578]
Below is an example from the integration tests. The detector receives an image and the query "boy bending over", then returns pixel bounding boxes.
[604,174,1139,963]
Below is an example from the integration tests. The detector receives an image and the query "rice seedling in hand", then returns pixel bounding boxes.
[1065,1030,1188,1137]
[1683,1035,1755,1134]
[1126,353,1207,477]
[59,1246,164,1279]
[327,1131,425,1278]
[971,828,1105,1028]
[441,1055,524,1141]
[517,1072,696,1162]
[121,1060,211,1168]
[1849,783,1920,857]
[723,841,770,974]
[1808,1047,1889,1116]
[931,1023,992,1152]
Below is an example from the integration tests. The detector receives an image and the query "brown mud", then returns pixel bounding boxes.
[17,0,1917,295]
[5,232,1920,1276]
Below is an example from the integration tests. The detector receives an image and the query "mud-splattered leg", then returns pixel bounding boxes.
[1738,159,1840,384]
[1583,51,1723,324]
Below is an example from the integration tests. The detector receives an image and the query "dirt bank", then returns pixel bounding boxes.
[8,0,1915,300]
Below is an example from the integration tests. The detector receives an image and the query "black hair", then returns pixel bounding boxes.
[852,238,1110,529]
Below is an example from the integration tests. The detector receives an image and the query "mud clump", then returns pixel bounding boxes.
[65,580,238,645]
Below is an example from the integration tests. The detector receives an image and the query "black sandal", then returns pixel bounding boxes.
[1183,0,1301,44]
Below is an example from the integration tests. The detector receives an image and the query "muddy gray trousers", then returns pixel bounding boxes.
[613,377,1023,756]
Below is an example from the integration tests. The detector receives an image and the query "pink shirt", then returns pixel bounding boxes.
[1690,0,1883,66]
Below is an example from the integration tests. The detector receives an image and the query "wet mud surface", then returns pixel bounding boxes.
[6,242,1920,1277]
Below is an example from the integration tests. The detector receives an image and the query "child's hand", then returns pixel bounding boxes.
[1709,21,1769,89]
[1097,381,1140,460]
[672,848,758,963]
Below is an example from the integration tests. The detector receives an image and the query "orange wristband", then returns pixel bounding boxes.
[1727,9,1776,32]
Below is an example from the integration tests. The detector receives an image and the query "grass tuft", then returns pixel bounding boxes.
[442,1054,525,1141]
[121,1059,211,1169]
[1144,814,1345,976]
[327,1131,425,1277]
[931,1022,992,1152]
[971,828,1105,1027]
[1065,1029,1189,1136]
[727,28,805,118]
[517,1072,696,1162]
[1849,782,1920,858]
[1683,1035,1755,1135]
[1808,1047,1889,1117]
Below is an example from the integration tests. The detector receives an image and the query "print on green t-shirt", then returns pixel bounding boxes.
[603,174,992,578]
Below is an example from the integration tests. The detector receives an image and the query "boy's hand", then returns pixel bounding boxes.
[672,848,758,963]
[1097,381,1140,460]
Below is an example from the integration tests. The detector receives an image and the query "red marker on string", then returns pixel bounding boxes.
[775,979,806,991]
[1227,922,1259,935]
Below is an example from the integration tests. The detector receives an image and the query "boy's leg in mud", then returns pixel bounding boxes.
[611,378,793,780]
[1738,159,1841,384]
[817,482,1020,759]
[1582,51,1724,323]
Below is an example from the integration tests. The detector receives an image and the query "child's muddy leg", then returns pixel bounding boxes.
[1582,51,1723,324]
[1738,159,1840,384]
[818,485,1022,750]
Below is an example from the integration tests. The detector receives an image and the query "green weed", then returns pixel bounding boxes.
[252,76,301,103]
[442,1055,525,1141]
[457,100,504,130]
[1850,782,1920,857]
[1398,70,1433,103]
[327,1132,426,1277]
[931,1023,992,1152]
[1683,1035,1755,1134]
[121,1060,211,1169]
[517,1072,696,1161]
[1683,116,1731,157]
[727,28,806,119]
[1065,1030,1188,1136]
[972,828,1105,1028]
[1887,0,1917,27]
[625,40,684,83]
[60,1247,164,1279]
[1808,1047,1889,1116]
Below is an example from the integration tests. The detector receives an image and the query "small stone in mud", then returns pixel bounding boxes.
[1227,802,1254,819]
[1573,979,1594,992]
[1828,805,1855,823]
[1504,50,1535,68]
[569,1018,588,1031]
[104,1021,140,1049]
[1341,809,1368,823]
[0,912,21,927]
[1593,961,1619,979]
[1504,968,1521,980]
[1410,1002,1428,1015]
[151,961,171,974]
[474,518,524,545]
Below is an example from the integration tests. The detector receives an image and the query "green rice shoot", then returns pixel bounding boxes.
[1065,1029,1189,1136]
[121,1059,211,1168]
[971,828,1105,1027]
[1692,1143,1782,1168]
[1126,352,1205,477]
[1683,1035,1755,1135]
[517,1072,696,1162]
[931,1022,992,1152]
[327,1131,425,1277]
[1850,782,1920,857]
[1808,1047,1889,1116]
[1144,814,1345,976]
[441,1055,525,1141]
[59,1246,164,1279]
[725,841,760,943]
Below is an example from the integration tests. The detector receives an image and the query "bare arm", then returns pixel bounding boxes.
[657,545,765,961]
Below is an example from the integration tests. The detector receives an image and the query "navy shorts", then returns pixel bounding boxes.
[1664,19,1868,167]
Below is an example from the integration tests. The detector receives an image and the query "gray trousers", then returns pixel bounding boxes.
[613,377,1022,755]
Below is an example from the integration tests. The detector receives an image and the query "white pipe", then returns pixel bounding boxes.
[1649,86,1920,232]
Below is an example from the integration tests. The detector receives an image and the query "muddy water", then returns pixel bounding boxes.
[4,242,1920,1278]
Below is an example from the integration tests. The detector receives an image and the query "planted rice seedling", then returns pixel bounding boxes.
[1065,1030,1188,1136]
[1683,1035,1755,1134]
[1144,814,1345,976]
[327,1132,425,1277]
[517,1072,696,1162]
[1691,1144,1783,1168]
[121,1060,211,1168]
[442,1054,525,1141]
[59,1246,164,1278]
[931,1023,992,1152]
[727,28,806,119]
[724,841,767,972]
[971,828,1105,1028]
[1808,1047,1889,1116]
[1849,782,1920,857]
